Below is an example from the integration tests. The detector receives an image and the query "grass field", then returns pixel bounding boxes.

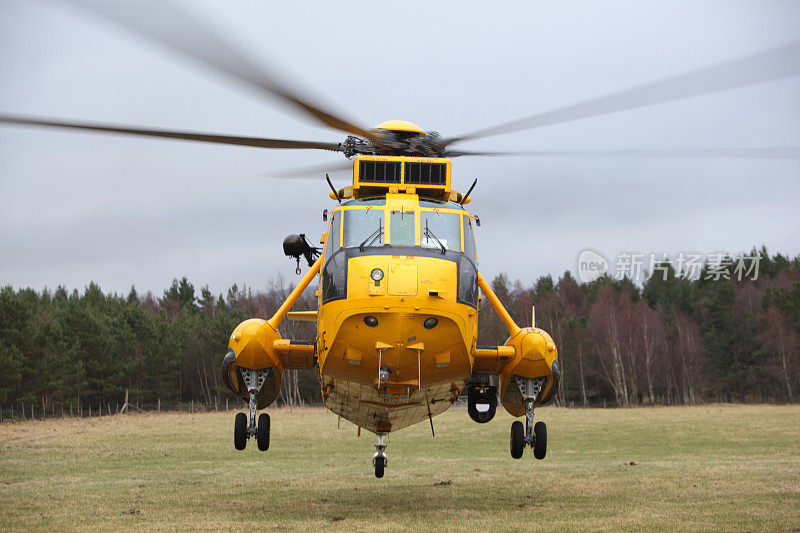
[1,405,798,531]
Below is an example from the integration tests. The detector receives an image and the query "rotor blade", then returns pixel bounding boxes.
[65,0,375,139]
[0,114,343,151]
[446,149,530,157]
[445,41,800,145]
[450,147,800,159]
[266,160,353,179]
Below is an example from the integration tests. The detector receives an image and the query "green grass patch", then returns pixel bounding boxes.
[1,405,798,531]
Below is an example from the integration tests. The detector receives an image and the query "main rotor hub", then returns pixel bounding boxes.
[371,120,426,134]
[341,120,444,158]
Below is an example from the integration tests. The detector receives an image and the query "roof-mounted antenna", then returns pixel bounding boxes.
[326,173,341,203]
[460,178,477,205]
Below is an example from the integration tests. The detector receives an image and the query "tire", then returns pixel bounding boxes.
[234,412,248,451]
[257,413,270,451]
[374,456,385,478]
[533,421,547,460]
[510,420,524,459]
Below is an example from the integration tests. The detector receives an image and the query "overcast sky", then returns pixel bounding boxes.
[1,0,799,296]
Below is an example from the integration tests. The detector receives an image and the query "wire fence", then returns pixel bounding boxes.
[0,396,331,423]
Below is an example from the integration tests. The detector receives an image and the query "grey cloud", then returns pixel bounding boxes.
[1,0,799,294]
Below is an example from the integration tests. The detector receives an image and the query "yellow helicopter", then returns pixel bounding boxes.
[221,119,559,477]
[2,1,798,478]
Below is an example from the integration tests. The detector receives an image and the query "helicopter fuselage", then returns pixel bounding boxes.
[223,153,558,451]
[316,192,480,432]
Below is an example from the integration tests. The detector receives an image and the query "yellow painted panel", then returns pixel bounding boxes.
[388,262,418,296]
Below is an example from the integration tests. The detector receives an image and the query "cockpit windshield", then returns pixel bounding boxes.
[321,195,479,307]
[343,208,384,248]
[324,196,474,257]
[420,211,460,251]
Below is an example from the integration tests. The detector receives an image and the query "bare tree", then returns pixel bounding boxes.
[761,305,799,401]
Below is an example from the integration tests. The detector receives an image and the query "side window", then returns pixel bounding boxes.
[324,210,341,261]
[463,216,477,264]
[390,210,415,246]
[322,252,347,303]
[457,256,478,308]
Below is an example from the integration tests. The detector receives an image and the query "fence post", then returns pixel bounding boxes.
[99,403,102,417]
[89,405,92,417]
[191,399,194,414]
[158,398,161,413]
[31,403,34,420]
[226,398,229,413]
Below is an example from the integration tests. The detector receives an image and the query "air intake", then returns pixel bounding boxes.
[404,162,447,185]
[359,160,401,183]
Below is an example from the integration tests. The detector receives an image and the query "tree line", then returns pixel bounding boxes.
[0,247,798,417]
[477,247,799,406]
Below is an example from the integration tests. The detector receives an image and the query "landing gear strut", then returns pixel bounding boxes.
[233,368,271,451]
[372,433,388,478]
[510,376,547,460]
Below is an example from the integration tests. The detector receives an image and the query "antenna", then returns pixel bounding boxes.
[460,178,477,205]
[326,173,341,203]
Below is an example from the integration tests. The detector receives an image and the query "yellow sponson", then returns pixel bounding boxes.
[498,327,559,416]
[372,120,425,134]
[226,318,284,407]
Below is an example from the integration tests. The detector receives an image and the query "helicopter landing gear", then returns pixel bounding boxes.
[257,412,271,451]
[233,368,271,451]
[372,433,388,478]
[510,376,547,460]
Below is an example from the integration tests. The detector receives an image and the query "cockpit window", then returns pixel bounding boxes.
[343,208,384,248]
[324,210,341,259]
[390,210,415,246]
[420,211,461,251]
[463,215,477,263]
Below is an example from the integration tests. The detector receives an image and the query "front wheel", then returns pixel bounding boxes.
[533,421,547,459]
[510,420,524,459]
[257,413,270,451]
[374,456,385,478]
[234,412,248,451]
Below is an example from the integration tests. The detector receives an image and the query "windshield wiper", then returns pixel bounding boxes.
[424,221,446,254]
[359,222,383,251]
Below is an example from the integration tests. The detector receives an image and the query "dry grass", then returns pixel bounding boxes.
[1,404,799,531]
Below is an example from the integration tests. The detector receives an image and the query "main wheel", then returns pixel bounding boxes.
[234,412,248,451]
[257,413,270,451]
[533,421,547,460]
[374,456,385,478]
[510,420,524,459]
